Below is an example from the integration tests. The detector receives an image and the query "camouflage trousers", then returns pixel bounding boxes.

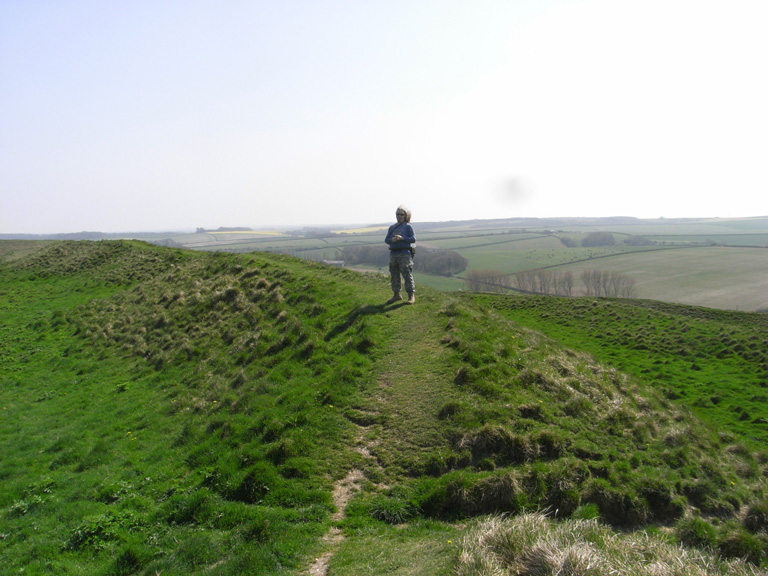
[389,251,415,295]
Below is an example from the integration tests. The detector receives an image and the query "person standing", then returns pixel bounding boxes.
[384,205,416,304]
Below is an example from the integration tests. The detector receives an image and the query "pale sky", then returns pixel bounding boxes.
[2,0,767,234]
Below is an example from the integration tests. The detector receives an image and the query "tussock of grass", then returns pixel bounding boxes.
[457,513,763,576]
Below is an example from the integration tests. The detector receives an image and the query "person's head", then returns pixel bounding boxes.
[396,205,411,223]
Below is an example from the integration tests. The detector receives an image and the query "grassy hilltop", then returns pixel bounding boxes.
[1,240,767,575]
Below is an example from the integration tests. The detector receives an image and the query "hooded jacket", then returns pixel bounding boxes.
[385,221,416,252]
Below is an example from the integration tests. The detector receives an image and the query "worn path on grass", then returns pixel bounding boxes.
[303,292,464,576]
[365,293,461,475]
[306,469,366,576]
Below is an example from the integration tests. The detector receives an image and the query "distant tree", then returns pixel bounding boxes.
[559,237,578,248]
[581,269,636,298]
[341,245,467,276]
[341,245,389,266]
[581,269,603,297]
[537,270,553,294]
[465,269,511,293]
[624,235,654,246]
[601,271,613,297]
[514,270,538,293]
[616,273,637,298]
[415,249,467,276]
[582,232,616,247]
[555,270,574,296]
[512,269,573,296]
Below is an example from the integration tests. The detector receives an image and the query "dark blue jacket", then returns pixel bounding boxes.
[385,222,415,252]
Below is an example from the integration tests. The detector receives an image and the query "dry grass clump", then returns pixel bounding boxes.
[456,513,765,576]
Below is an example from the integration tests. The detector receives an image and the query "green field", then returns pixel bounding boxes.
[2,240,768,575]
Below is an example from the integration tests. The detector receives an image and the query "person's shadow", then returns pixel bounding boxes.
[324,302,402,341]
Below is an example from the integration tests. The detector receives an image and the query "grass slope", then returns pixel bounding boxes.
[468,293,768,445]
[1,240,767,575]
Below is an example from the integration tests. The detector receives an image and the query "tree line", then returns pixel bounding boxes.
[559,232,654,248]
[341,245,467,277]
[464,268,636,298]
[580,269,637,297]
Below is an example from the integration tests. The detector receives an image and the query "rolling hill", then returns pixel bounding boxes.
[1,240,766,575]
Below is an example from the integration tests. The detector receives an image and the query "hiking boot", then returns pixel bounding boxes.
[386,292,402,304]
[406,292,415,304]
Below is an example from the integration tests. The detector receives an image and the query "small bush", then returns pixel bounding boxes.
[572,503,600,520]
[475,472,527,514]
[280,457,317,479]
[438,401,464,420]
[266,438,296,465]
[454,366,473,386]
[164,489,216,525]
[583,478,647,526]
[744,500,768,533]
[459,425,537,466]
[9,496,44,517]
[536,430,567,459]
[636,474,685,522]
[370,495,417,524]
[173,532,218,569]
[65,512,121,551]
[564,396,594,417]
[543,461,588,517]
[681,478,737,516]
[416,470,532,518]
[112,544,151,576]
[677,516,718,549]
[717,524,768,564]
[239,514,271,542]
[518,403,546,421]
[231,462,281,504]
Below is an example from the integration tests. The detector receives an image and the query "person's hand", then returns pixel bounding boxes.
[393,234,402,242]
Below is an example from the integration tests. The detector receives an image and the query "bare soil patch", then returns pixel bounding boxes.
[305,469,365,576]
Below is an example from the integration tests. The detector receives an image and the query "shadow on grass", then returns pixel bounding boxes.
[325,303,402,341]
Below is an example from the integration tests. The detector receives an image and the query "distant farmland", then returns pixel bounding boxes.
[137,216,768,312]
[553,246,768,311]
